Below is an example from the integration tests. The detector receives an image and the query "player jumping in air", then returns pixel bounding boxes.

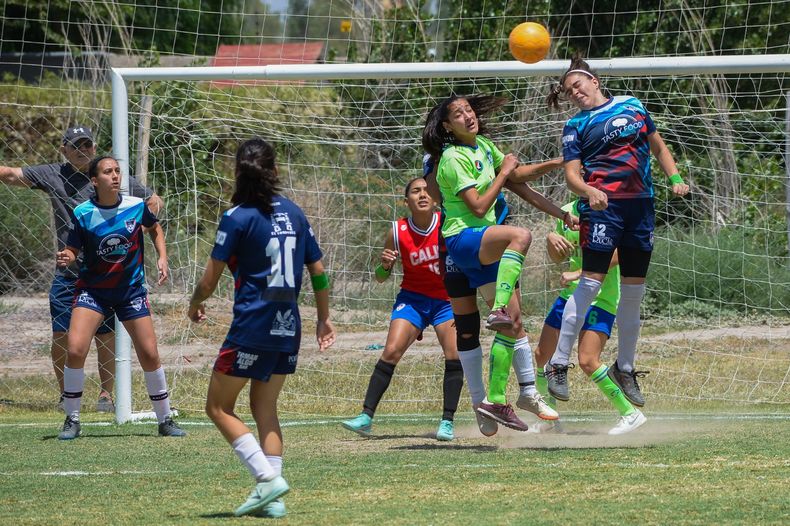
[544,54,690,434]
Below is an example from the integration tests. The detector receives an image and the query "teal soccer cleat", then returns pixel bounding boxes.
[234,476,290,517]
[340,413,372,437]
[436,419,455,441]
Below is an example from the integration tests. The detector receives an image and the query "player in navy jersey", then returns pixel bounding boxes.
[55,156,185,440]
[422,96,574,433]
[545,55,689,434]
[188,138,335,518]
[340,177,462,441]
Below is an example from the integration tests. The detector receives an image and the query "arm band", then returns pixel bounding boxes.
[374,264,391,280]
[311,273,330,291]
[669,173,685,185]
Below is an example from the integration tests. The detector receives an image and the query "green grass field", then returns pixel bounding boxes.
[1,409,788,525]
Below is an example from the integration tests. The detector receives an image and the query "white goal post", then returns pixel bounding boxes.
[110,54,790,424]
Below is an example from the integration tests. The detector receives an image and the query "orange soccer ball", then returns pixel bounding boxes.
[508,22,551,64]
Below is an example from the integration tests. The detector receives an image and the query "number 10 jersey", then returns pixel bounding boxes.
[211,197,323,354]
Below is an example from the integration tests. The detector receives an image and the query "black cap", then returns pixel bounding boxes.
[63,125,94,146]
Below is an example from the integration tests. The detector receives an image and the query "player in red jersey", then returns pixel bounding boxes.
[341,177,462,441]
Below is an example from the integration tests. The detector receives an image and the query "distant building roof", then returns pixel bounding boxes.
[209,42,324,86]
[211,42,325,67]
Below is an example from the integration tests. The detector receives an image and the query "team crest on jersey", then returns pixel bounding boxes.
[271,309,296,337]
[98,234,133,263]
[272,212,294,236]
[124,219,136,233]
[602,114,642,147]
[474,160,484,172]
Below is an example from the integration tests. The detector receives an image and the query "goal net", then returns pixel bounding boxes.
[0,1,788,418]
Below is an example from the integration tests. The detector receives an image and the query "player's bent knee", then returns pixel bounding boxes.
[454,312,481,351]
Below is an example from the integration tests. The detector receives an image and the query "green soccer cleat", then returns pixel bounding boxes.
[234,476,290,517]
[436,419,455,441]
[58,415,81,440]
[255,498,286,518]
[340,413,372,436]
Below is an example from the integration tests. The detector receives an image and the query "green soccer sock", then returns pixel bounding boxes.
[487,334,516,404]
[536,367,557,411]
[493,249,525,310]
[591,364,635,416]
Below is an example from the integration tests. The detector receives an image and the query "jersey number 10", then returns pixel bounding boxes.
[266,236,297,287]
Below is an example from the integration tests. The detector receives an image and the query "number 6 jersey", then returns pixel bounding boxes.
[211,197,323,354]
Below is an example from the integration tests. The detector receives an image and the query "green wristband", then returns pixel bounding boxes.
[669,173,685,185]
[375,264,391,280]
[311,273,330,291]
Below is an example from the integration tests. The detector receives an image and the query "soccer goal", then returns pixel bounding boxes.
[101,54,790,422]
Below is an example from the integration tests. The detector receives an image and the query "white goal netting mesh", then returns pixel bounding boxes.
[0,1,788,416]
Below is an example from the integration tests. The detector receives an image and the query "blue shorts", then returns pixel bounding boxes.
[391,289,454,331]
[214,339,297,381]
[50,275,113,334]
[579,198,655,252]
[544,297,615,337]
[73,284,151,322]
[444,227,500,288]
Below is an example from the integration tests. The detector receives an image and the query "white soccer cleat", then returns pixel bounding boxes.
[516,391,559,421]
[527,420,564,434]
[473,404,498,436]
[608,409,646,435]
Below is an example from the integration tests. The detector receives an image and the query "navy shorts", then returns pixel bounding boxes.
[391,289,454,331]
[444,227,500,288]
[50,275,113,334]
[214,339,297,381]
[579,198,655,252]
[73,284,151,322]
[544,297,615,337]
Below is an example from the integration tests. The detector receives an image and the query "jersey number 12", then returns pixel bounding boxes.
[266,236,297,287]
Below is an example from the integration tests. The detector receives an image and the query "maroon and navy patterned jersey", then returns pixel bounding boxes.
[562,96,657,199]
[67,195,157,289]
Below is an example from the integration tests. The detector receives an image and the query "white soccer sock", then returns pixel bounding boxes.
[266,455,283,477]
[144,367,171,423]
[457,346,485,406]
[63,366,85,420]
[552,277,602,366]
[616,283,647,373]
[232,433,276,482]
[512,336,537,395]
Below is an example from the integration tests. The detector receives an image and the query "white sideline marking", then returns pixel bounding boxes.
[0,470,174,477]
[1,412,788,430]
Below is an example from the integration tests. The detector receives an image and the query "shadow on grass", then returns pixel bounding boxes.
[390,443,498,452]
[199,512,236,519]
[41,433,153,440]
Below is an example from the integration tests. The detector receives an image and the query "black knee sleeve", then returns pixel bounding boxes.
[454,312,481,352]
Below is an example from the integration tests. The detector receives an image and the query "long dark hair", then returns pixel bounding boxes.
[231,137,281,214]
[422,94,508,158]
[546,53,599,109]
